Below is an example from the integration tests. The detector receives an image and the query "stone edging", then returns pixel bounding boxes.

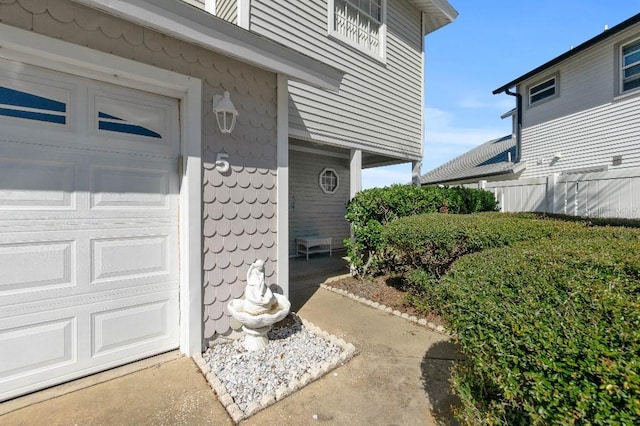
[193,320,358,424]
[320,275,450,336]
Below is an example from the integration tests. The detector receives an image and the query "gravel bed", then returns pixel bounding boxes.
[201,315,355,418]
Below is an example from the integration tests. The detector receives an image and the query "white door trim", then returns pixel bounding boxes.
[0,23,203,356]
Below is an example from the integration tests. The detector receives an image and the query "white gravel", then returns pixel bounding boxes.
[202,315,348,413]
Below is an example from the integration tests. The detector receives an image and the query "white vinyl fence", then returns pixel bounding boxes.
[465,168,640,219]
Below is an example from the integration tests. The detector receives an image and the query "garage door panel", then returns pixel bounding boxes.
[0,143,177,221]
[0,156,75,210]
[0,225,177,305]
[91,234,171,284]
[85,226,179,294]
[90,165,171,210]
[0,317,77,381]
[92,299,172,357]
[0,239,75,295]
[0,290,177,401]
[86,290,179,362]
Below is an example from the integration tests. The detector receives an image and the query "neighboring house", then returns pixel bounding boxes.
[420,134,525,186]
[426,13,640,217]
[0,0,456,401]
[493,13,640,179]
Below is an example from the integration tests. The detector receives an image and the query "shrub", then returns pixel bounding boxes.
[344,185,497,276]
[382,212,587,278]
[525,212,640,229]
[422,237,640,424]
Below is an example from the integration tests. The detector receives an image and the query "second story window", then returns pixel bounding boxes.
[528,76,557,106]
[621,39,640,93]
[330,0,386,59]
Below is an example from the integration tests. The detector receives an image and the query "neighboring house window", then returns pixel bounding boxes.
[319,168,339,194]
[621,39,640,93]
[528,77,557,106]
[329,0,386,59]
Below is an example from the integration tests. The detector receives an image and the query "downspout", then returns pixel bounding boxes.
[504,88,522,162]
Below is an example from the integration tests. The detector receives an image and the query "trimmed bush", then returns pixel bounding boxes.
[382,212,588,277]
[526,212,640,229]
[344,185,497,276]
[417,237,640,424]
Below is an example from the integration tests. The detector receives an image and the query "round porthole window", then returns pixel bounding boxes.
[319,168,339,194]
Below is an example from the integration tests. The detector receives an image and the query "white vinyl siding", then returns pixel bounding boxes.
[518,24,640,179]
[250,0,423,162]
[521,95,640,178]
[182,0,206,9]
[289,149,350,254]
[216,0,238,24]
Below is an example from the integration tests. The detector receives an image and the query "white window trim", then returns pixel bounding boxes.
[527,74,559,107]
[327,0,387,62]
[319,168,340,194]
[204,0,215,15]
[0,23,203,356]
[619,37,640,95]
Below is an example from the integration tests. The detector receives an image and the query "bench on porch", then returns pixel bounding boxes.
[295,237,332,260]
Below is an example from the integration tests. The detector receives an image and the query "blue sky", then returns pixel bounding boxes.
[362,1,640,189]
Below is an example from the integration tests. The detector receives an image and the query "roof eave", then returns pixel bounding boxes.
[493,12,640,94]
[409,0,458,35]
[421,162,526,186]
[501,108,516,119]
[74,0,344,91]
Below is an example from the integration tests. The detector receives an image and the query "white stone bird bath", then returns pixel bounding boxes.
[228,260,290,351]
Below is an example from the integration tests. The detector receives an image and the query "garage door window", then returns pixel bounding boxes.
[94,94,168,142]
[0,85,67,125]
[98,112,162,139]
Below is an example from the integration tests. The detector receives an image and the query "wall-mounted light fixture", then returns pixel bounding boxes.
[212,91,238,134]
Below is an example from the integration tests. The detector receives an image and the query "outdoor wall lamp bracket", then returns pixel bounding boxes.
[212,91,238,134]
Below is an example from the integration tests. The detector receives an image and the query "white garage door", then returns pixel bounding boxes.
[0,59,181,401]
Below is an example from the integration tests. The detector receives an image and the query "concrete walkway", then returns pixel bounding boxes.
[1,255,461,425]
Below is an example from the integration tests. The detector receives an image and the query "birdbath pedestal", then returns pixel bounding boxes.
[227,260,291,351]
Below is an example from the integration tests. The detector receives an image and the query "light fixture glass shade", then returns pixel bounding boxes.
[213,91,239,134]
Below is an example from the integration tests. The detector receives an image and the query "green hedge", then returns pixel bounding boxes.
[526,212,640,229]
[410,236,640,424]
[382,213,582,277]
[383,213,640,279]
[344,185,497,276]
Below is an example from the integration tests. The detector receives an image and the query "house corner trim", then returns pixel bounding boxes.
[276,74,290,297]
